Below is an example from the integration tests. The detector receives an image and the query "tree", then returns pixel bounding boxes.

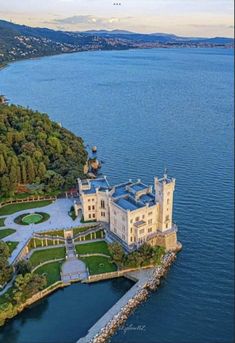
[16,260,32,276]
[9,164,17,192]
[0,241,13,286]
[26,157,35,183]
[0,154,6,174]
[0,302,17,326]
[13,273,47,304]
[0,240,10,258]
[17,166,22,183]
[0,175,10,195]
[108,242,125,267]
[21,161,27,184]
[0,104,87,197]
[38,162,46,179]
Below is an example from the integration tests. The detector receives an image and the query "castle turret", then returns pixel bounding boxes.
[154,170,175,232]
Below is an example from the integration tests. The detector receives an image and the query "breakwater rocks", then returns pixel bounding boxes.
[90,252,177,343]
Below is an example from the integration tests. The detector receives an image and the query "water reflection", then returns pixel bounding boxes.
[0,280,134,343]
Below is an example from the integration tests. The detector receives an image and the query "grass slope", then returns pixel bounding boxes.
[82,256,116,275]
[30,247,65,267]
[0,228,16,239]
[0,200,52,216]
[0,218,6,226]
[34,261,61,286]
[75,241,110,255]
[6,241,19,254]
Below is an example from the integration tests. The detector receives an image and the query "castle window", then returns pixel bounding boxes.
[92,198,95,202]
[135,216,140,222]
[165,215,169,222]
[148,212,152,216]
[92,205,95,210]
[88,206,91,211]
[88,199,90,202]
[142,215,145,219]
[101,200,105,209]
[130,237,133,242]
[89,214,91,219]
[139,229,144,235]
[101,212,105,217]
[148,219,152,224]
[92,214,95,218]
[130,227,133,233]
[148,227,152,233]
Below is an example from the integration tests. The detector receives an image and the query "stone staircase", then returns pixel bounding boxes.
[65,236,76,259]
[61,237,88,283]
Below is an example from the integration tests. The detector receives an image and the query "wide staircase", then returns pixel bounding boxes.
[61,236,88,284]
[65,236,76,258]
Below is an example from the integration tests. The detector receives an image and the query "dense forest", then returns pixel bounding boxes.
[0,104,87,197]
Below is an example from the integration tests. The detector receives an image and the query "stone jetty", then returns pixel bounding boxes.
[77,251,176,343]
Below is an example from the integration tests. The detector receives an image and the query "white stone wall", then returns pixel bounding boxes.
[79,175,176,248]
[155,178,175,232]
[81,194,98,221]
[109,202,129,244]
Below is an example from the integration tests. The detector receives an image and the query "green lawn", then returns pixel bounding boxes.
[0,229,16,239]
[0,200,52,216]
[81,256,116,275]
[23,213,43,224]
[75,241,110,256]
[6,241,19,255]
[34,261,61,286]
[30,247,66,267]
[38,229,64,237]
[0,218,6,227]
[73,226,96,235]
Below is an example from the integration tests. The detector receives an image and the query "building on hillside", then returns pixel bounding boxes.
[75,171,179,252]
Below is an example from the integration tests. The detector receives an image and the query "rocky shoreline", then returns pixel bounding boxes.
[90,252,177,343]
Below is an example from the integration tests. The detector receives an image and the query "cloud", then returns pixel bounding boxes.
[53,15,121,26]
[189,23,234,29]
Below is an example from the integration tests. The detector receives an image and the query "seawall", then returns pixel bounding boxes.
[77,251,177,343]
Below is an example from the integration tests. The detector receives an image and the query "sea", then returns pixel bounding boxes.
[0,48,234,343]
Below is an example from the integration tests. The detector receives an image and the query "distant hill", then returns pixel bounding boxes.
[0,19,233,67]
[83,29,234,45]
[0,19,135,67]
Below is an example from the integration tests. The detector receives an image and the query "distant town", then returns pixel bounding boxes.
[0,19,234,68]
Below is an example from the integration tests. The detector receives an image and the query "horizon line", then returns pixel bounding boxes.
[1,18,234,39]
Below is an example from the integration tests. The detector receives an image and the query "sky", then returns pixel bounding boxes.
[0,0,234,37]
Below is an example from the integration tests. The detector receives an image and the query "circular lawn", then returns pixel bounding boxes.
[14,212,50,225]
[22,213,43,224]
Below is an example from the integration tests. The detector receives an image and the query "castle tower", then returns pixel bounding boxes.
[154,170,176,232]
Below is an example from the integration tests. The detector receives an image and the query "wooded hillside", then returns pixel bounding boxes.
[0,104,87,196]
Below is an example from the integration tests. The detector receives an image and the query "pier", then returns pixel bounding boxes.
[77,252,176,343]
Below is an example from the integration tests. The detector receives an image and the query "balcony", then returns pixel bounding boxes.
[133,220,146,228]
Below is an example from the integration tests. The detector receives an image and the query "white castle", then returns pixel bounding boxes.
[75,171,179,251]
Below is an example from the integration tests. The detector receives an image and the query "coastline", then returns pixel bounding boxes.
[78,251,179,343]
[0,45,232,77]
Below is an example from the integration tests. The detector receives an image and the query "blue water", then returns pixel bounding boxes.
[0,48,234,343]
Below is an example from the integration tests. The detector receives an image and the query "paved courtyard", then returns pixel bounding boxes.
[0,198,83,263]
[61,258,88,283]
